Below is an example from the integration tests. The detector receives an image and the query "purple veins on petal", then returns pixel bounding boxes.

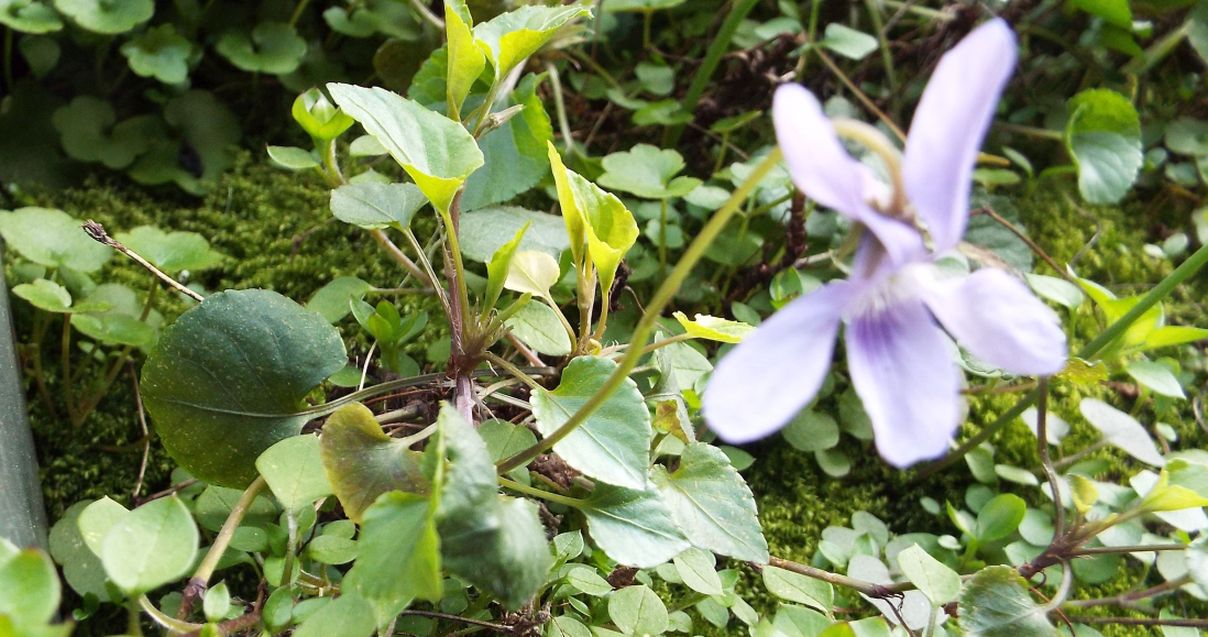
[845,296,962,468]
[703,282,853,444]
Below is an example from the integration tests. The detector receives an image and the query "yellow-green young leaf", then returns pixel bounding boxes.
[672,311,754,343]
[1143,325,1208,351]
[319,403,428,524]
[292,88,354,142]
[545,142,638,295]
[1069,474,1098,514]
[504,250,559,300]
[326,83,484,215]
[546,142,586,264]
[472,5,590,80]
[444,0,484,119]
[1139,468,1208,513]
[485,222,529,311]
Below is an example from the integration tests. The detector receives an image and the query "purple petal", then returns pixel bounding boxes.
[704,282,854,444]
[773,84,870,219]
[923,268,1067,375]
[773,84,924,265]
[846,297,962,468]
[902,19,1017,252]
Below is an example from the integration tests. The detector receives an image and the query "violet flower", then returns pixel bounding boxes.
[703,19,1067,468]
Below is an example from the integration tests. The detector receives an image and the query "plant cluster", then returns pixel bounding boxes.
[3,2,1208,637]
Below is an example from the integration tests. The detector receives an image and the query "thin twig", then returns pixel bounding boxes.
[82,221,204,302]
[975,207,1071,280]
[130,363,150,500]
[1035,380,1065,538]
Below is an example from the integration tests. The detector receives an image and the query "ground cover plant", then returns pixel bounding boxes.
[2,1,1208,637]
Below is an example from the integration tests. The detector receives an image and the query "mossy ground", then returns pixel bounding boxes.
[7,161,1204,635]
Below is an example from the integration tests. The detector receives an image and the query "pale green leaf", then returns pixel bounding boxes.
[531,356,652,489]
[329,182,427,229]
[896,544,961,606]
[958,566,1054,637]
[256,435,333,511]
[0,207,112,272]
[99,496,198,595]
[505,250,560,299]
[651,443,768,562]
[581,484,689,568]
[504,300,572,356]
[327,83,484,215]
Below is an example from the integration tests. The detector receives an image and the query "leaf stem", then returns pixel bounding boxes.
[496,149,783,474]
[498,477,585,508]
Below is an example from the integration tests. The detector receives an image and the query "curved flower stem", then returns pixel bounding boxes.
[496,149,783,475]
[831,118,907,215]
[139,595,203,633]
[918,239,1208,479]
[179,477,266,619]
[498,477,585,509]
[1034,379,1065,538]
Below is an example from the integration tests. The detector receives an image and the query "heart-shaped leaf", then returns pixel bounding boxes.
[505,300,572,356]
[531,356,652,489]
[53,0,151,34]
[215,21,307,75]
[114,225,223,273]
[0,0,62,33]
[651,442,768,562]
[1066,89,1141,205]
[120,24,193,84]
[141,289,347,487]
[598,144,702,199]
[52,96,161,169]
[0,207,112,272]
[327,83,484,215]
[459,206,569,263]
[99,496,197,595]
[319,403,428,523]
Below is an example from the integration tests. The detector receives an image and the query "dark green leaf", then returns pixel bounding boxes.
[1066,89,1141,204]
[142,289,347,487]
[462,74,553,211]
[120,24,193,84]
